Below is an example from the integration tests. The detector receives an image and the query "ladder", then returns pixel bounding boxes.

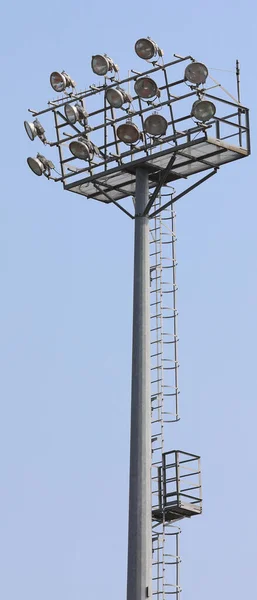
[150,195,181,600]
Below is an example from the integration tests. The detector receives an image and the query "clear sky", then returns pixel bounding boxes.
[0,1,256,599]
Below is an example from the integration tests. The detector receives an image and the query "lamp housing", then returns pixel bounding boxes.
[27,153,54,177]
[117,121,141,145]
[134,77,160,100]
[24,119,47,144]
[106,87,132,109]
[185,62,208,85]
[91,55,118,76]
[135,37,163,60]
[64,103,88,125]
[191,99,216,122]
[50,71,75,92]
[69,137,95,161]
[144,113,168,137]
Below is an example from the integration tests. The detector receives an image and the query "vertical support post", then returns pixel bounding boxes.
[53,110,65,182]
[176,528,180,600]
[127,168,152,600]
[236,59,242,147]
[176,451,180,503]
[104,75,108,170]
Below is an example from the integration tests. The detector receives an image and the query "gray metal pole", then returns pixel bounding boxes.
[127,168,152,600]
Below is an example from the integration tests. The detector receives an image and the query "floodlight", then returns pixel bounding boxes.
[91,55,118,76]
[134,77,160,100]
[27,153,54,177]
[117,121,141,144]
[106,87,132,109]
[135,37,163,60]
[144,113,168,136]
[191,99,216,122]
[69,138,95,161]
[184,62,208,85]
[24,118,47,144]
[64,103,88,124]
[50,71,75,92]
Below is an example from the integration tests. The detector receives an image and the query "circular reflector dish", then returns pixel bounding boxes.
[50,71,66,92]
[134,77,159,99]
[91,55,109,76]
[117,122,140,144]
[69,140,91,160]
[191,99,216,122]
[24,121,37,141]
[27,157,44,176]
[106,88,124,108]
[135,38,156,60]
[144,114,167,136]
[64,104,79,124]
[185,62,208,85]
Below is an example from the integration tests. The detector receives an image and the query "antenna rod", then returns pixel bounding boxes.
[236,59,242,147]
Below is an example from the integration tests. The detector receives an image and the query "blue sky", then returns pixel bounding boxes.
[0,1,256,599]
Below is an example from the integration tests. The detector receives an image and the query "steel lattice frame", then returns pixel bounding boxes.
[28,54,250,218]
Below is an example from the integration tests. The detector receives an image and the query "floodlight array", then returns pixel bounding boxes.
[26,40,250,183]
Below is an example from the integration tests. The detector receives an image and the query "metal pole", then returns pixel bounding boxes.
[127,167,152,600]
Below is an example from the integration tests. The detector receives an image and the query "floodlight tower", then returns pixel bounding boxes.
[24,39,250,600]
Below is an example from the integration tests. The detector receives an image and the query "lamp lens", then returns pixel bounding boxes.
[27,157,44,176]
[50,71,66,92]
[134,77,158,99]
[92,55,109,76]
[24,121,37,141]
[64,104,77,124]
[144,114,167,136]
[69,140,90,160]
[185,62,208,85]
[117,123,140,144]
[106,88,124,108]
[192,100,216,122]
[135,38,155,60]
